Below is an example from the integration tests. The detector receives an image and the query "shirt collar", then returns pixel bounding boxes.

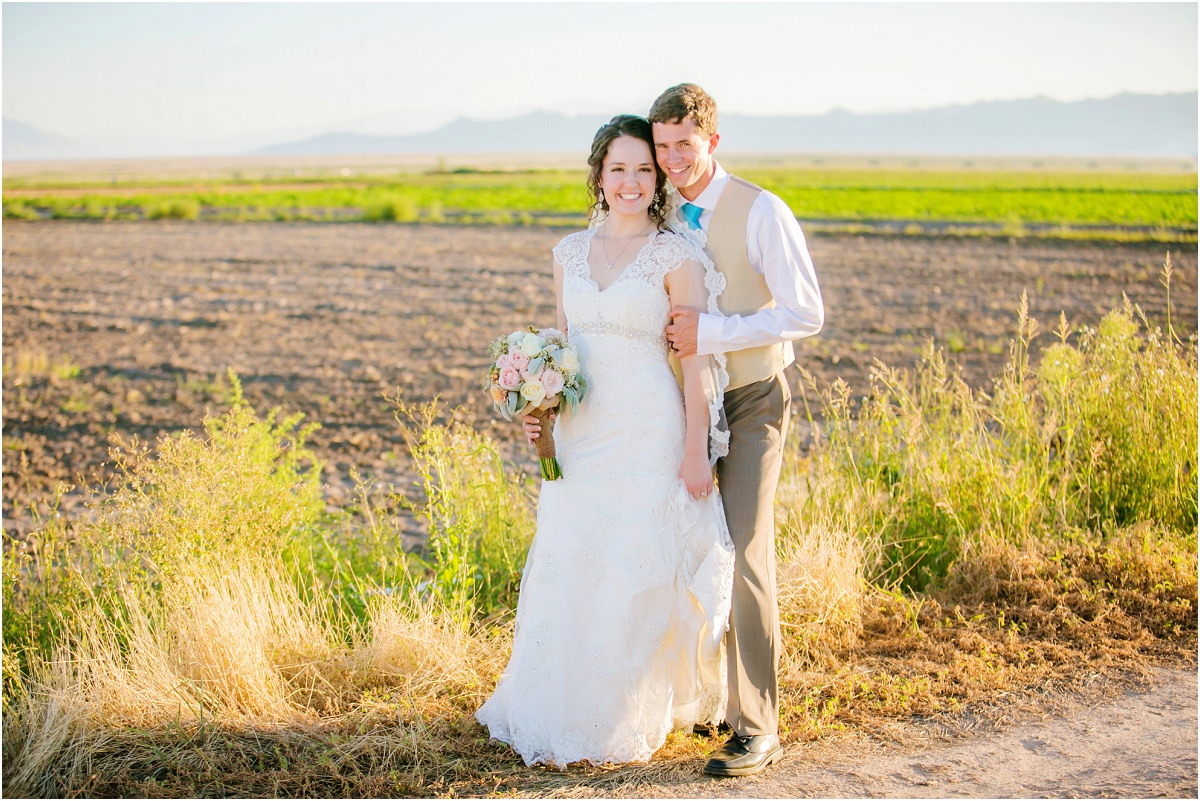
[688,160,729,211]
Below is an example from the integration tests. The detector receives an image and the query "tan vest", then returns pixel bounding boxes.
[706,176,792,390]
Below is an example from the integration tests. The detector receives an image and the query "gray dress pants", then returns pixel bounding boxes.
[716,372,790,736]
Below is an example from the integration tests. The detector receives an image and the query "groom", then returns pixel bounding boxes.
[652,83,824,776]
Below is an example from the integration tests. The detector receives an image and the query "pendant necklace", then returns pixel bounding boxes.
[600,222,653,269]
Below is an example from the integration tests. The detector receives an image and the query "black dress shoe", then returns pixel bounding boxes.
[703,733,783,777]
[692,721,733,737]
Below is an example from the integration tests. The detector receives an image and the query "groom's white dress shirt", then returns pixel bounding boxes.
[689,162,824,358]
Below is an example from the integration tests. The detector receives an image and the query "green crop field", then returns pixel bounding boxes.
[740,169,1197,228]
[4,165,1195,241]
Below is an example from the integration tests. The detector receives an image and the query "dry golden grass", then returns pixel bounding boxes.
[776,520,864,674]
[3,559,511,796]
[355,596,509,719]
[5,521,1192,798]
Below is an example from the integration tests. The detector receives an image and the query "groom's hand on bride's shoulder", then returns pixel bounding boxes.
[666,306,700,357]
[522,412,551,443]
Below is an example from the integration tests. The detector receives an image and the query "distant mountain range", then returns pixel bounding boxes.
[3,119,99,161]
[6,92,1197,161]
[254,93,1196,159]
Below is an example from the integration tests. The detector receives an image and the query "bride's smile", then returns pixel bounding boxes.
[599,135,657,221]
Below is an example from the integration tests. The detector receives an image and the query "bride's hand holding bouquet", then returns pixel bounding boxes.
[484,327,588,480]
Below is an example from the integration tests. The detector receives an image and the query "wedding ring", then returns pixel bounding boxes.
[701,489,709,496]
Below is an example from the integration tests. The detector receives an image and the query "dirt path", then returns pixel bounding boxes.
[637,668,1197,798]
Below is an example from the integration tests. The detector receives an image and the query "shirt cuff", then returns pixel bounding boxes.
[696,313,723,356]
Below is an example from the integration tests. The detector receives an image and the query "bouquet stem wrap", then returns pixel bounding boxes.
[531,406,562,480]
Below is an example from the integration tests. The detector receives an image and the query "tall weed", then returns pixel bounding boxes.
[798,257,1196,591]
[95,371,323,582]
[394,400,535,624]
[1038,296,1197,530]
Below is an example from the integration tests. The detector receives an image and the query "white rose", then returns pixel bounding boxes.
[520,378,546,406]
[519,333,544,357]
[560,347,580,373]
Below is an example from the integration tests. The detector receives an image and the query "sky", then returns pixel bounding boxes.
[3,1,1197,152]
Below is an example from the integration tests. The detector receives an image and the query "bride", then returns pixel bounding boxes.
[474,115,735,768]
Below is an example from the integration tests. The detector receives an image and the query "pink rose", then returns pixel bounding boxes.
[495,353,514,371]
[540,369,564,395]
[498,367,521,390]
[509,350,530,370]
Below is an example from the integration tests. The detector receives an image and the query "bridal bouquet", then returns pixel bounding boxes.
[485,327,588,480]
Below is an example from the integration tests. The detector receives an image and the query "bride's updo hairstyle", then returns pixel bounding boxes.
[586,114,669,229]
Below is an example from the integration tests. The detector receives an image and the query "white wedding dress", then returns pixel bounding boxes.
[475,227,736,768]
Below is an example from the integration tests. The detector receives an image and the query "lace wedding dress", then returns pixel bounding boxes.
[475,227,736,768]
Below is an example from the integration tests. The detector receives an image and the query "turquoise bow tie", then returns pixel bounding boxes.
[681,202,704,230]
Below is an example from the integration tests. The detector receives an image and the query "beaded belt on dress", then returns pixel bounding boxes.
[571,320,668,348]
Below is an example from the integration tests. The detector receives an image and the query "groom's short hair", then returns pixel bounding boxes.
[648,84,718,137]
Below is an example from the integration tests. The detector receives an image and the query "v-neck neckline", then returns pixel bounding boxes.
[582,227,657,293]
